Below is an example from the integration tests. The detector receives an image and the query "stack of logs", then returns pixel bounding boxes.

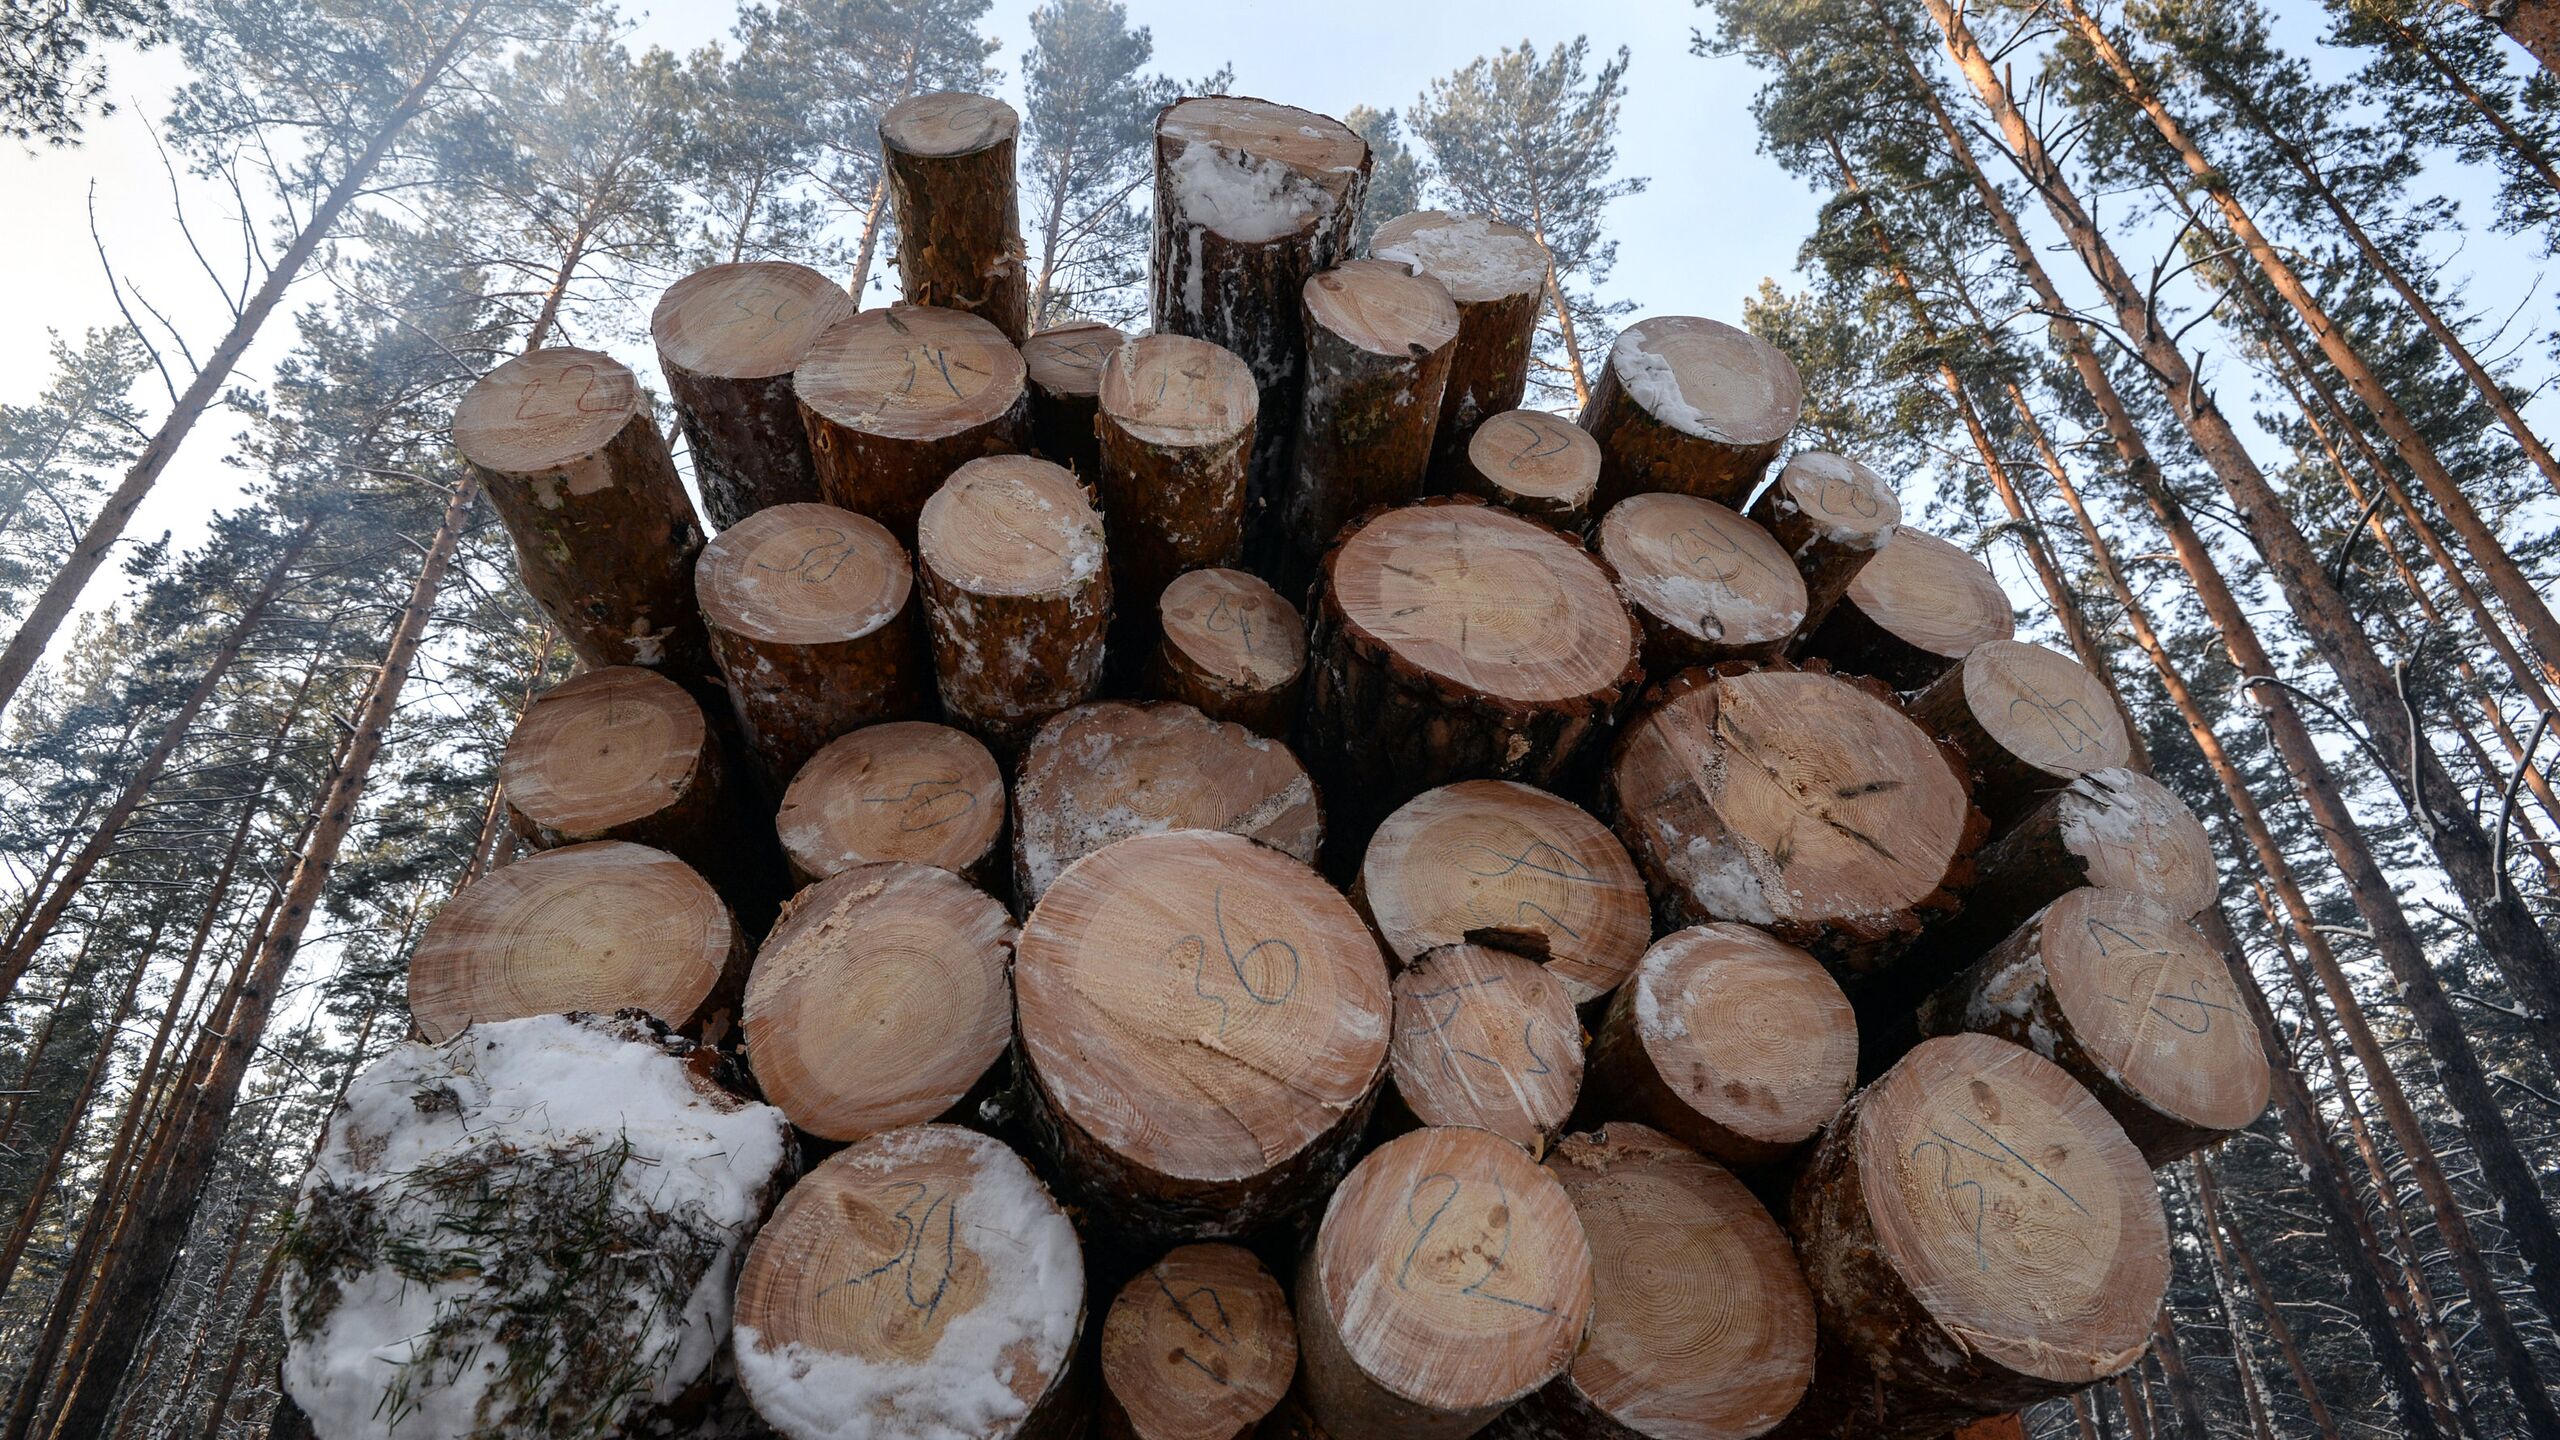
[320,85,2272,1440]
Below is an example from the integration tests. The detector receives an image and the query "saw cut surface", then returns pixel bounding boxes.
[501,667,705,837]
[1599,492,1805,655]
[696,503,910,646]
[452,346,644,473]
[1841,529,2013,665]
[2035,887,2270,1136]
[797,305,1025,443]
[652,261,857,381]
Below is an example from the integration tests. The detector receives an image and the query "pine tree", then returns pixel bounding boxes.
[0,0,168,145]
[0,332,149,625]
[1345,104,1428,245]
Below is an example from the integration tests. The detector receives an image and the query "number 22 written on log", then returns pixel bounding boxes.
[1907,1116,2088,1272]
[818,1182,958,1321]
[1163,889,1300,1037]
[513,364,620,421]
[1395,1172,1557,1314]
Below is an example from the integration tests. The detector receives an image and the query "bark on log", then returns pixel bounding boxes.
[1387,943,1582,1152]
[501,665,734,868]
[1100,1244,1297,1440]
[1368,211,1551,490]
[1946,768,2218,958]
[1294,1125,1594,1440]
[405,841,747,1045]
[452,347,712,683]
[1011,700,1321,907]
[734,1124,1085,1440]
[1354,778,1650,1006]
[1797,528,2013,690]
[1145,567,1306,739]
[1486,1123,1815,1440]
[741,862,1014,1142]
[915,455,1110,748]
[1579,924,1857,1170]
[1303,498,1642,841]
[1273,258,1461,588]
[796,304,1030,544]
[775,721,1006,888]
[695,501,931,785]
[1097,332,1259,613]
[1454,410,1602,533]
[1908,639,2133,829]
[1605,666,1982,971]
[1596,492,1806,675]
[651,260,858,527]
[1022,320,1123,477]
[1916,887,2271,1165]
[882,92,1030,343]
[1013,829,1390,1239]
[1747,452,1901,632]
[1152,97,1371,515]
[1581,317,1804,513]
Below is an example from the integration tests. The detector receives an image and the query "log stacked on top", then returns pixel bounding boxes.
[651,260,858,526]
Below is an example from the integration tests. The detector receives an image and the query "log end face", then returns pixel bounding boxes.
[1633,924,1857,1157]
[454,347,645,475]
[1370,210,1550,305]
[919,455,1106,598]
[697,502,913,644]
[1022,321,1126,400]
[796,305,1028,442]
[1605,317,1803,450]
[2053,768,2216,919]
[1599,493,1806,659]
[776,721,1006,883]
[1837,529,2015,675]
[1767,452,1901,549]
[1099,333,1259,448]
[653,261,858,381]
[1101,1244,1297,1438]
[881,90,1021,157]
[1468,411,1601,511]
[1389,944,1584,1149]
[1959,640,2133,784]
[1157,567,1306,692]
[1305,259,1462,358]
[502,666,708,838]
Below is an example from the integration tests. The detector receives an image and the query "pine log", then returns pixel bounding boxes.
[1916,887,2271,1165]
[1294,1125,1594,1440]
[1580,317,1804,513]
[1944,768,2218,959]
[695,501,931,785]
[1097,332,1259,612]
[881,92,1030,342]
[650,260,858,527]
[1368,211,1551,489]
[1785,1033,2169,1425]
[774,721,1006,888]
[734,1124,1085,1440]
[1486,1123,1816,1440]
[405,841,747,1045]
[1453,409,1602,532]
[741,862,1015,1142]
[1605,666,1981,971]
[796,304,1029,544]
[1100,1244,1297,1440]
[915,455,1110,748]
[451,347,713,683]
[1747,451,1901,631]
[1354,779,1650,1006]
[1145,567,1306,739]
[1011,700,1321,907]
[1022,320,1124,476]
[1796,528,2012,690]
[1579,924,1857,1170]
[1907,639,2133,828]
[1387,943,1582,1151]
[1596,491,1807,674]
[1013,829,1390,1239]
[500,665,733,867]
[1273,258,1460,586]
[1303,498,1642,840]
[1152,97,1371,512]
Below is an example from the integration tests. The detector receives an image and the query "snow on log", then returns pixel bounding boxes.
[1369,211,1551,491]
[1096,332,1259,613]
[651,260,858,527]
[882,92,1030,343]
[796,304,1029,544]
[1144,567,1306,739]
[916,455,1110,749]
[1747,452,1901,633]
[1454,409,1602,533]
[1907,639,2133,829]
[1947,767,2218,957]
[1021,321,1123,477]
[775,721,1006,889]
[1099,1244,1297,1440]
[1386,943,1582,1152]
[1580,317,1803,513]
[1596,492,1806,675]
[1796,528,2012,691]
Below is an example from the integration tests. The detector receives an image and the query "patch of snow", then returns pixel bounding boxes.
[1166,140,1330,244]
[1614,331,1713,439]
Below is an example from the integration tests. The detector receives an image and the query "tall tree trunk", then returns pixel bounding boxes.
[2452,0,2560,75]
[2387,11,2560,196]
[2149,1309,2212,1440]
[2193,1157,2342,1440]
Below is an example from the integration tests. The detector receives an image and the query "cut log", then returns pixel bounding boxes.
[1580,317,1804,513]
[1579,924,1856,1169]
[1387,943,1582,1151]
[1303,499,1641,839]
[1747,451,1901,631]
[1354,779,1650,1006]
[1294,1125,1593,1440]
[915,455,1110,748]
[695,501,930,785]
[451,347,712,683]
[881,92,1029,343]
[1596,492,1806,674]
[651,260,858,528]
[1487,1122,1815,1440]
[1145,567,1306,739]
[1370,211,1551,490]
[500,665,731,864]
[734,1124,1085,1440]
[1022,320,1124,476]
[1916,887,2270,1165]
[406,841,747,1045]
[1455,409,1602,532]
[1151,96,1371,511]
[1011,700,1321,907]
[1099,1244,1297,1440]
[1605,666,1980,971]
[1013,829,1390,1238]
[1907,639,2133,828]
[282,1013,790,1440]
[1273,258,1460,586]
[1096,332,1259,612]
[775,721,1006,888]
[1948,768,2218,957]
[1786,1033,2169,1422]
[1796,528,2012,690]
[741,862,1014,1142]
[796,304,1029,544]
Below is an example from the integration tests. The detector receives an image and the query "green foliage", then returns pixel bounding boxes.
[1344,104,1427,247]
[0,0,168,145]
[0,330,149,624]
